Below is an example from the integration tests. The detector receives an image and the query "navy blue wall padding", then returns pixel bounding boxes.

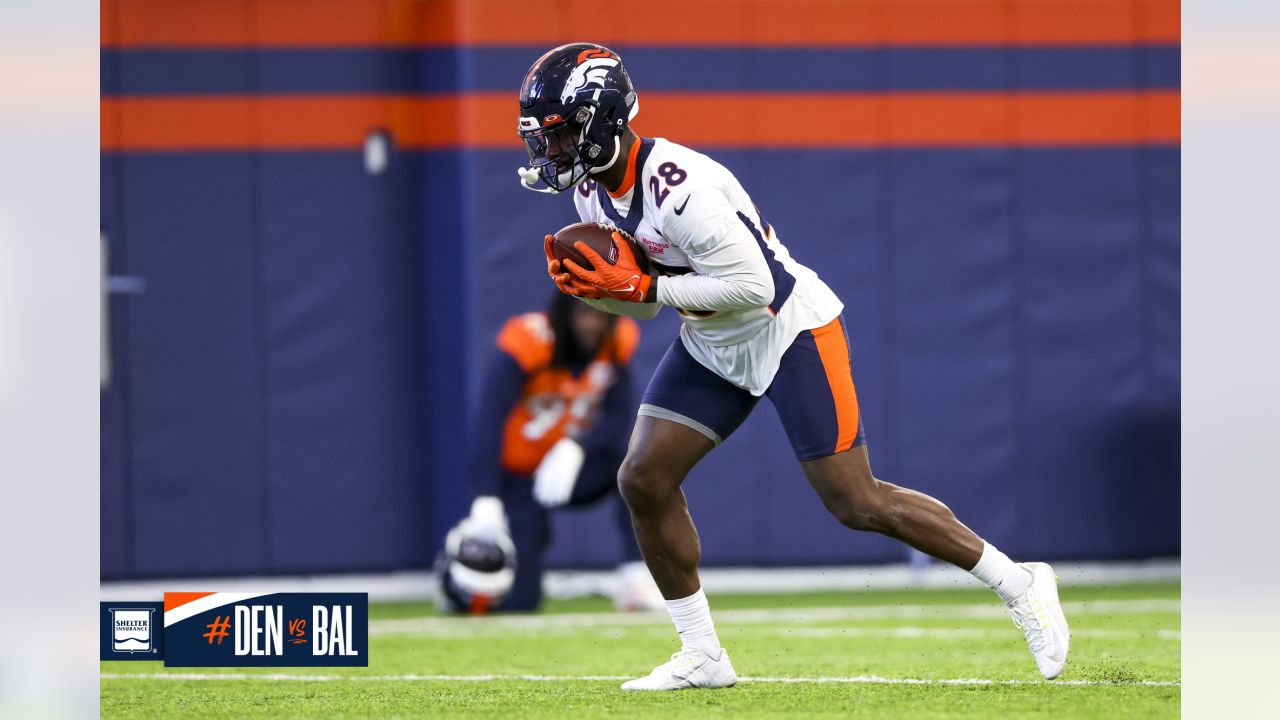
[419,151,476,557]
[257,153,428,572]
[884,149,1019,553]
[100,35,438,578]
[101,149,433,579]
[102,45,1180,578]
[101,153,132,579]
[117,153,270,576]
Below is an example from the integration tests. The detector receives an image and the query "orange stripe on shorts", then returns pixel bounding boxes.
[811,318,860,454]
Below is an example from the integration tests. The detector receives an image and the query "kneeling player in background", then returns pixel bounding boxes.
[441,292,662,613]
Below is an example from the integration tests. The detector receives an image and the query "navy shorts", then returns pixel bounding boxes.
[639,316,866,461]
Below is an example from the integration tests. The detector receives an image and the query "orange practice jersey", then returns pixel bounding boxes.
[495,312,639,476]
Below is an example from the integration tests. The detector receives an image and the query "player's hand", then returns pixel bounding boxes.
[466,496,509,539]
[561,232,653,303]
[545,234,593,297]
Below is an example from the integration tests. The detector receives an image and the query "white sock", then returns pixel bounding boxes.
[969,542,1033,603]
[664,588,722,657]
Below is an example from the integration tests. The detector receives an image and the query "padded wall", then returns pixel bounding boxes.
[102,0,1179,577]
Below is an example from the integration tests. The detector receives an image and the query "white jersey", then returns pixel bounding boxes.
[573,137,843,396]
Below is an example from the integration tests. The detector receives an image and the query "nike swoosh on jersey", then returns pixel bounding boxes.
[673,196,691,215]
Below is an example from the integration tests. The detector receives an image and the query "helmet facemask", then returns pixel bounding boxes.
[520,118,591,193]
[519,103,624,193]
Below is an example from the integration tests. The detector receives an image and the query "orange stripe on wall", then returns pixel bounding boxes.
[102,0,421,48]
[103,0,1180,48]
[101,91,1181,151]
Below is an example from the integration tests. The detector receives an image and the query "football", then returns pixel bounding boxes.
[551,222,651,274]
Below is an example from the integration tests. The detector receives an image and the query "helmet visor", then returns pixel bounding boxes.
[520,121,587,191]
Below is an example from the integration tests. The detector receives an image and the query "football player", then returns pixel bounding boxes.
[448,291,662,613]
[517,43,1071,690]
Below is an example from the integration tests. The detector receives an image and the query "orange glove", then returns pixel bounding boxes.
[543,234,557,276]
[561,232,653,303]
[544,234,591,297]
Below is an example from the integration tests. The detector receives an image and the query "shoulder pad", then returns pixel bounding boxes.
[496,312,554,372]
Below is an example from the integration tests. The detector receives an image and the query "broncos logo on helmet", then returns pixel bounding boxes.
[560,49,621,104]
[516,44,639,194]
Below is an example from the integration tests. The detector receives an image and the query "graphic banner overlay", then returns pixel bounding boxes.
[101,602,165,661]
[163,592,368,667]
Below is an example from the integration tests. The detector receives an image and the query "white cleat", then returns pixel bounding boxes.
[1006,562,1071,680]
[620,648,737,691]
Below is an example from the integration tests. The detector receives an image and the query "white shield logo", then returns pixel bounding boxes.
[112,608,153,653]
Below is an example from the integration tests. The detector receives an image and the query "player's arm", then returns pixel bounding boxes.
[533,361,636,507]
[468,349,526,500]
[575,361,637,456]
[575,295,661,320]
[533,333,638,507]
[651,190,774,312]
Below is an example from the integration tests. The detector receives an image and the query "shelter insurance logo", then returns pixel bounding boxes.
[100,602,164,660]
[163,592,368,667]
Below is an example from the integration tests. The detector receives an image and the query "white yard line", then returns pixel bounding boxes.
[99,672,1180,687]
[761,627,1181,640]
[364,623,1181,641]
[98,559,1181,602]
[369,598,1180,635]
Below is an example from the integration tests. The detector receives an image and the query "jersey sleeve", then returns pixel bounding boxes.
[575,296,662,320]
[651,178,774,312]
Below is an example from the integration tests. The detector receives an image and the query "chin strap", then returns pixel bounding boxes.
[588,135,623,175]
[517,131,624,193]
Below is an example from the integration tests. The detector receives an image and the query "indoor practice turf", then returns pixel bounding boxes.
[101,582,1179,719]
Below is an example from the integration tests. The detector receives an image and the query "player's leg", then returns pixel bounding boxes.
[607,488,665,610]
[498,474,551,612]
[767,317,1070,679]
[617,337,758,690]
[565,446,663,610]
[623,337,759,599]
[800,444,982,568]
[801,448,1068,679]
[616,415,715,599]
[566,446,639,562]
[617,416,739,690]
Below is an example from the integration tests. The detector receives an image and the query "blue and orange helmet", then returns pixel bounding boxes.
[517,43,639,194]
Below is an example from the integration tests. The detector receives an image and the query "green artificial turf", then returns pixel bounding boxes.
[102,582,1179,719]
